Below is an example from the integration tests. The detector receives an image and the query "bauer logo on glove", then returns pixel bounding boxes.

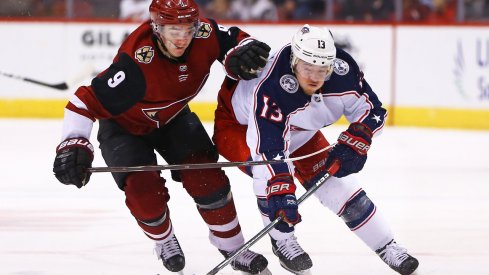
[57,138,95,152]
[337,132,370,155]
[266,182,293,196]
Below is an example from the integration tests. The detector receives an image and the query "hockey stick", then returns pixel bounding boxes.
[87,144,334,173]
[0,71,69,90]
[206,161,340,275]
[0,64,95,91]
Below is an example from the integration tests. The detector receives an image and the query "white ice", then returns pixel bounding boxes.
[1,119,489,275]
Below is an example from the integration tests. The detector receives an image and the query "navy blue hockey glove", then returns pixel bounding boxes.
[325,122,373,178]
[226,40,271,80]
[266,173,301,233]
[53,138,94,188]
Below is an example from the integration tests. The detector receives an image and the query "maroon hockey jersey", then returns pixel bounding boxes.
[65,18,251,136]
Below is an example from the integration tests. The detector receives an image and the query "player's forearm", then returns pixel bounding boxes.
[60,109,94,141]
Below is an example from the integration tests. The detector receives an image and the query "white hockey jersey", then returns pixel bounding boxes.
[228,44,387,196]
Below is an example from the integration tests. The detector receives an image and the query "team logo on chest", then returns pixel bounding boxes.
[280,74,299,94]
[135,46,154,64]
[333,58,349,75]
[142,106,170,128]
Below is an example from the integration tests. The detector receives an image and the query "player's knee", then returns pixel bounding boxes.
[124,171,169,221]
[312,175,362,213]
[339,190,376,231]
[181,163,230,197]
[192,180,232,210]
[165,112,219,182]
[168,112,219,164]
[173,149,217,183]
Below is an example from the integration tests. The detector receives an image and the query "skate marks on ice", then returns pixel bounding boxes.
[1,120,489,274]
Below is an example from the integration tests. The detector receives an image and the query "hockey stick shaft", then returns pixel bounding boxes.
[88,144,333,173]
[0,71,68,90]
[206,162,339,275]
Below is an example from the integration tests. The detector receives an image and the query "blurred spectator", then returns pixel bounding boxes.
[203,0,232,19]
[337,0,394,21]
[401,0,456,22]
[402,0,432,21]
[28,0,51,16]
[368,0,395,21]
[465,0,489,21]
[89,0,119,18]
[336,0,368,21]
[274,0,324,20]
[49,0,119,19]
[228,0,278,21]
[0,0,35,16]
[195,0,213,9]
[50,0,94,18]
[428,0,456,22]
[0,0,484,23]
[119,0,151,21]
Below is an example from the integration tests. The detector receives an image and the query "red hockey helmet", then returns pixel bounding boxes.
[149,0,200,25]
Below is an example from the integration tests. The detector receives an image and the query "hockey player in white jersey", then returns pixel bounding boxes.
[213,24,419,275]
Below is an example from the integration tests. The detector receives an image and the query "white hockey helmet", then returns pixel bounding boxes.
[291,24,336,77]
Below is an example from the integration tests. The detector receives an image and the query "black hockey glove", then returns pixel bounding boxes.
[325,122,373,178]
[226,40,271,80]
[53,138,94,188]
[266,173,301,233]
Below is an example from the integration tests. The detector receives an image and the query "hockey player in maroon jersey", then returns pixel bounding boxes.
[213,25,419,274]
[52,0,272,274]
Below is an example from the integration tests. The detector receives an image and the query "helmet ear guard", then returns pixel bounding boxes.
[291,24,336,77]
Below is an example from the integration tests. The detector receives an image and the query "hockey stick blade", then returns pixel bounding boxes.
[206,161,340,275]
[88,144,333,173]
[24,78,68,90]
[0,71,69,91]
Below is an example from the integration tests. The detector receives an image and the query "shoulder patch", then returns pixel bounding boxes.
[333,58,349,76]
[196,22,212,39]
[280,74,299,94]
[92,53,146,116]
[135,46,154,64]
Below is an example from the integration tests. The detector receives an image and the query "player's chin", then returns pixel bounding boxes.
[169,48,186,57]
[302,86,317,95]
[305,83,321,94]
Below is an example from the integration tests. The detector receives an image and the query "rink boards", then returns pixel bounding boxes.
[0,21,488,129]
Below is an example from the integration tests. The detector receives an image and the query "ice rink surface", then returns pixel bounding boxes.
[1,119,488,275]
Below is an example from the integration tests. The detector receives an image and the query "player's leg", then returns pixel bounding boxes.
[213,116,252,176]
[151,108,269,274]
[97,119,184,272]
[293,131,419,275]
[213,77,253,176]
[214,112,312,274]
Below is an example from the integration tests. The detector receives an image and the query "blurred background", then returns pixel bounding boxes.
[0,0,488,129]
[0,0,488,22]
